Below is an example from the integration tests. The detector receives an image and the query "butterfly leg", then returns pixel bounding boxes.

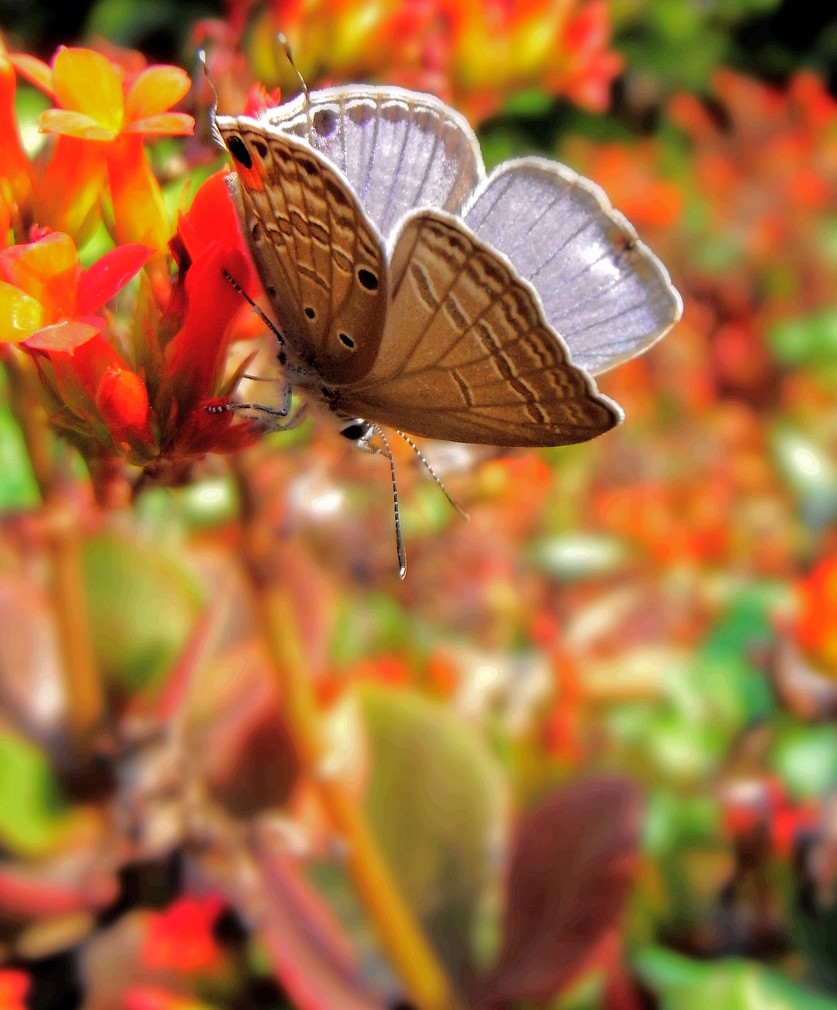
[206,382,309,431]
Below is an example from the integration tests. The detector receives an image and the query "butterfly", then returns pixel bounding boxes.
[213,83,682,573]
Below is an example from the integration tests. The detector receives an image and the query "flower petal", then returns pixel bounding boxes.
[124,65,191,122]
[52,48,124,136]
[124,113,195,136]
[0,53,34,212]
[34,136,105,243]
[8,53,54,97]
[177,171,256,290]
[0,281,44,343]
[170,397,261,458]
[106,135,171,250]
[76,243,152,315]
[39,108,118,141]
[0,233,79,319]
[162,242,251,419]
[24,318,103,353]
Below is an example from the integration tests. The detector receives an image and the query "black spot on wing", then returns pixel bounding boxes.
[227,135,252,169]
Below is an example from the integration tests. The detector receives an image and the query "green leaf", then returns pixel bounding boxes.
[0,731,70,857]
[329,593,410,667]
[82,532,204,692]
[635,947,837,1009]
[357,685,505,984]
[773,722,837,800]
[769,310,837,366]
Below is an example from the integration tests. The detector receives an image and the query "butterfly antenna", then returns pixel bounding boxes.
[222,270,285,347]
[197,49,224,149]
[276,32,312,144]
[371,423,407,579]
[396,429,469,521]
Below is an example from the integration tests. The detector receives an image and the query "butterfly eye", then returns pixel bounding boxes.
[227,135,252,169]
[305,307,316,319]
[357,267,379,291]
[340,420,370,441]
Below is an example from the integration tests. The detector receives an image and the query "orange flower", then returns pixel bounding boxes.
[11,46,194,249]
[795,558,837,676]
[237,0,621,124]
[12,47,192,142]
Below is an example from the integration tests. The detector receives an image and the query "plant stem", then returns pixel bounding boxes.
[4,357,104,743]
[234,462,460,1010]
[45,498,104,741]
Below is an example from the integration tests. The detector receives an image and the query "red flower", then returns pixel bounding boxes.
[156,171,261,460]
[0,970,29,1010]
[0,40,33,240]
[124,986,216,1010]
[0,232,154,452]
[0,171,263,471]
[140,895,225,974]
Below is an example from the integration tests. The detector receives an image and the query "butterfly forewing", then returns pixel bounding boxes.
[216,117,389,385]
[462,159,682,376]
[264,86,485,240]
[341,210,621,446]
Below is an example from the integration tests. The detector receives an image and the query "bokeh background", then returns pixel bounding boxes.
[1,2,837,1009]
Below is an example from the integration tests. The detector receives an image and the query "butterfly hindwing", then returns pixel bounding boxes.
[462,158,682,376]
[342,210,621,446]
[216,116,389,385]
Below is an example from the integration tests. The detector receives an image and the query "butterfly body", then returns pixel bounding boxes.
[214,85,682,448]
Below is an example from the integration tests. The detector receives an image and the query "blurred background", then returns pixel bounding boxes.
[1,1,837,1009]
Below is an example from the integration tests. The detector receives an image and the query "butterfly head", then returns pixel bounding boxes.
[339,418,375,450]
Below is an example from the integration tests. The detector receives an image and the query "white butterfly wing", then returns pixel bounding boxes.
[264,86,485,240]
[461,158,683,376]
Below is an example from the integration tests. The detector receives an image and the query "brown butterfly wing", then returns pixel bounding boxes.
[340,210,621,446]
[216,117,389,385]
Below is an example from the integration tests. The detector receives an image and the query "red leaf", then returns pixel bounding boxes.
[473,776,642,1010]
[75,242,152,314]
[205,839,386,1010]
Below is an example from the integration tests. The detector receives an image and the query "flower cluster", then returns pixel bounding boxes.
[0,42,263,493]
[198,0,621,124]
